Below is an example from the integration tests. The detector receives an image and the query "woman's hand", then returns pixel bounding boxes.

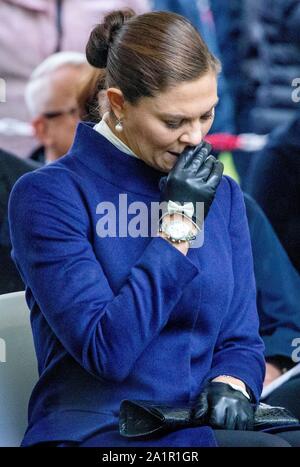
[193,382,254,431]
[212,375,247,391]
[160,142,224,227]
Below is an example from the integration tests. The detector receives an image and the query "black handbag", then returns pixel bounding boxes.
[119,400,299,438]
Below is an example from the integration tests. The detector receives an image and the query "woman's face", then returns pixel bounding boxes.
[118,71,218,173]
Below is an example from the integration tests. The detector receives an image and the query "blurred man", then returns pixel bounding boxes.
[25,51,88,163]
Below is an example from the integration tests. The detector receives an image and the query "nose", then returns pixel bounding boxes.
[179,122,203,146]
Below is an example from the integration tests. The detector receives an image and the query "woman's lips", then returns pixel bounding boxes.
[167,150,180,157]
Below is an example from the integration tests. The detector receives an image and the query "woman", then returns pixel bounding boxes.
[9,10,296,447]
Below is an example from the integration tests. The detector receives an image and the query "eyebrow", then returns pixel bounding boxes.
[160,98,219,120]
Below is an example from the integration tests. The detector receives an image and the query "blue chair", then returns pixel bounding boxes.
[0,291,38,447]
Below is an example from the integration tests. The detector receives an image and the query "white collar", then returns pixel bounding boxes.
[93,113,139,159]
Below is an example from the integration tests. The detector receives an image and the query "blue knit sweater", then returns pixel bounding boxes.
[9,122,265,447]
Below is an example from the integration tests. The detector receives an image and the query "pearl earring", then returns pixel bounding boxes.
[115,119,123,132]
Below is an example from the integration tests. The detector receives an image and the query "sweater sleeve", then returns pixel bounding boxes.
[204,177,265,402]
[8,171,198,383]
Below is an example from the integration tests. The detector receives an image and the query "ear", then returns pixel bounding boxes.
[106,88,125,118]
[32,116,51,145]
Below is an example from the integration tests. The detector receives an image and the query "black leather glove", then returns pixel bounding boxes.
[193,382,254,431]
[159,142,224,227]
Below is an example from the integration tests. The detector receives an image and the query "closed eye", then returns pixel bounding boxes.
[162,99,218,130]
[164,120,184,129]
[200,111,214,121]
[165,111,214,130]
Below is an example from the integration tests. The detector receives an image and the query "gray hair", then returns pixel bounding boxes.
[25,51,87,118]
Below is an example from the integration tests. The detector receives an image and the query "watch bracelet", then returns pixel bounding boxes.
[158,226,197,244]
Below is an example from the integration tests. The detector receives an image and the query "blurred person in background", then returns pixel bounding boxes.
[246,110,300,275]
[0,0,149,158]
[242,0,300,135]
[212,0,300,133]
[0,149,40,294]
[244,193,300,419]
[211,0,300,187]
[25,51,88,164]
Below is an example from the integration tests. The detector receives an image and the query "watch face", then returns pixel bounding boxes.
[164,220,191,240]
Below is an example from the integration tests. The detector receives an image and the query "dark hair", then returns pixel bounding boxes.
[86,9,221,104]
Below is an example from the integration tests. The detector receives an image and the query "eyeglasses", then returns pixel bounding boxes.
[42,107,79,119]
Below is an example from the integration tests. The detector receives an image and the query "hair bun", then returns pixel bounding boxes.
[86,9,135,69]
